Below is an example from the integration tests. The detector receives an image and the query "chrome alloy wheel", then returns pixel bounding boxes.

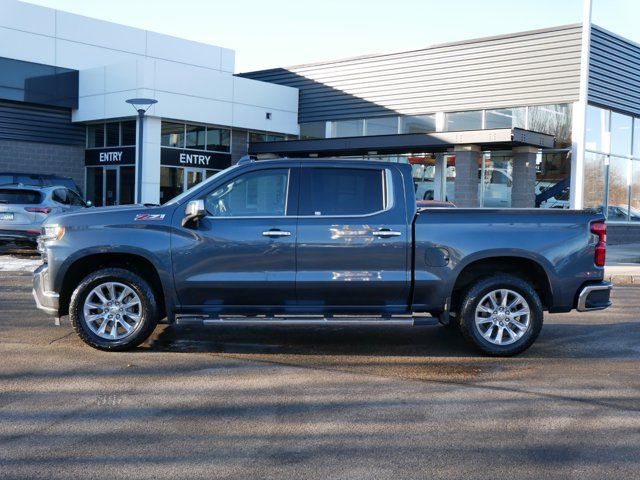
[474,289,531,346]
[83,282,142,340]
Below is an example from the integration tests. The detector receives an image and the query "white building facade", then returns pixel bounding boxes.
[0,0,298,205]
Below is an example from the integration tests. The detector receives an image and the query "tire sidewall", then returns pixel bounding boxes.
[460,275,543,356]
[70,268,158,351]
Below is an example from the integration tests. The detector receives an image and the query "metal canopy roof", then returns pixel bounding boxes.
[249,128,555,157]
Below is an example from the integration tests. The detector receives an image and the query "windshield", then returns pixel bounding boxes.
[162,166,235,206]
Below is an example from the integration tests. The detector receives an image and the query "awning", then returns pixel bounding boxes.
[249,127,555,157]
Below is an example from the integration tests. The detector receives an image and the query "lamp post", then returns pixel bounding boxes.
[126,98,157,204]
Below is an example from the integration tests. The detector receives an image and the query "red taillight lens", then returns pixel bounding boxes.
[25,207,51,214]
[591,220,607,267]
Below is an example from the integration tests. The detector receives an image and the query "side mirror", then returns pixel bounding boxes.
[182,199,206,228]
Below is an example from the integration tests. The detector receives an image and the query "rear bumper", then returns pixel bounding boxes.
[33,263,59,316]
[576,281,613,312]
[0,227,39,244]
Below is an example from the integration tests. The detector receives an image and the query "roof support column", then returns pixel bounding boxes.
[433,153,446,201]
[454,145,480,207]
[511,146,538,208]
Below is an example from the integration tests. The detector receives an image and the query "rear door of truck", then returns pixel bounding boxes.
[295,163,410,312]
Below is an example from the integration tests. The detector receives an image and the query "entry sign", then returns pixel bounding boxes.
[85,147,135,166]
[161,148,231,170]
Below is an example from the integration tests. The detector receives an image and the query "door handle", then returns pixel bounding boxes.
[262,229,292,237]
[372,229,402,238]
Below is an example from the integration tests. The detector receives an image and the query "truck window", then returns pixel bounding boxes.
[204,168,289,217]
[300,167,384,216]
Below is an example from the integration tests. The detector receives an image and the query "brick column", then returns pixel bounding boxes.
[511,146,538,208]
[454,145,480,207]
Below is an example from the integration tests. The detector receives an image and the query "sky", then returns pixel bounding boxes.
[22,0,640,73]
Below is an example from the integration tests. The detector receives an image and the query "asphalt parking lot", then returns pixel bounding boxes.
[1,265,640,479]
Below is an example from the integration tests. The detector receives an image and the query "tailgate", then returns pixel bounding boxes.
[0,188,44,225]
[0,204,37,224]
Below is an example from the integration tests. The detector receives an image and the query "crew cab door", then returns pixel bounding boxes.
[171,165,299,312]
[295,164,410,312]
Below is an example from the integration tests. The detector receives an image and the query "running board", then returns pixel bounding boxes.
[175,315,438,327]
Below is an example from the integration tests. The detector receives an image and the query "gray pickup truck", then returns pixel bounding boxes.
[33,159,612,356]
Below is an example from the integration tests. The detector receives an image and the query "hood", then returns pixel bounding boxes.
[44,204,175,227]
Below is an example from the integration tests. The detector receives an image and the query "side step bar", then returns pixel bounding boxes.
[175,315,438,327]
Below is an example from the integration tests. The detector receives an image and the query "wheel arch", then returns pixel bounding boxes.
[449,254,554,314]
[58,251,168,319]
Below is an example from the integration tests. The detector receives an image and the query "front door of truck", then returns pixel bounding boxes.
[172,165,299,312]
[295,164,410,312]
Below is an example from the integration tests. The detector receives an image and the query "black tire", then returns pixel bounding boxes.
[69,268,159,351]
[458,274,543,356]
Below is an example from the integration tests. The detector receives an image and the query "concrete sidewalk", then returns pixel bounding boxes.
[604,264,640,285]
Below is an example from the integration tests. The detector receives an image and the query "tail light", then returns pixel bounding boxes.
[25,207,52,214]
[591,220,607,267]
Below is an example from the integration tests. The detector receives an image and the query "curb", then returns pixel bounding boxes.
[605,274,640,286]
[604,266,640,286]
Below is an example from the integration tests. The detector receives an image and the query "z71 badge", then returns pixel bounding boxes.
[134,213,165,221]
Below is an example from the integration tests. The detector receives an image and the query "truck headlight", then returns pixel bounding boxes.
[41,225,65,241]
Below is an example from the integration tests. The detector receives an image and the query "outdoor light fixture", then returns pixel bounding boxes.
[126,98,158,204]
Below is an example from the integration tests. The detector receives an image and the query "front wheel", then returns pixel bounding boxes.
[458,275,543,356]
[69,268,159,351]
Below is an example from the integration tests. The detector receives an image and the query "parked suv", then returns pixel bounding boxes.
[0,185,88,245]
[0,172,82,194]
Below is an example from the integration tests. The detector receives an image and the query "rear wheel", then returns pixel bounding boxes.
[458,274,543,356]
[69,268,159,351]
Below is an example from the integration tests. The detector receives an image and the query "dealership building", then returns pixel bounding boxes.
[1,0,640,228]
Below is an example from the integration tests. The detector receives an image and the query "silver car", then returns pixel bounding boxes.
[0,185,88,246]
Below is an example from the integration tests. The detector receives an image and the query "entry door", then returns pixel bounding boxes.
[185,168,204,191]
[295,164,410,312]
[172,166,299,313]
[104,167,118,206]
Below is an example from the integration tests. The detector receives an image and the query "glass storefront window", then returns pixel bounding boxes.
[249,132,266,143]
[85,167,103,207]
[365,117,398,136]
[266,134,285,141]
[106,122,120,147]
[411,157,437,201]
[206,128,230,152]
[160,167,185,202]
[634,118,640,157]
[400,115,436,134]
[583,152,606,211]
[159,166,220,202]
[632,160,640,213]
[528,104,572,148]
[161,122,185,148]
[535,152,571,209]
[87,124,104,148]
[300,122,326,139]
[485,108,527,129]
[185,124,206,150]
[585,105,609,152]
[120,166,135,205]
[331,119,364,137]
[121,121,136,146]
[480,154,513,208]
[87,121,137,148]
[445,156,456,203]
[445,111,482,131]
[610,112,632,156]
[608,156,630,220]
